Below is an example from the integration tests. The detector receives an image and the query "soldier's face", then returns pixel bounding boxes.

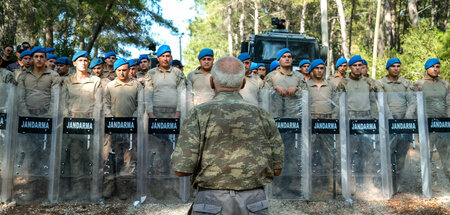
[105,56,116,66]
[257,66,266,77]
[116,64,130,81]
[279,53,293,67]
[157,52,172,68]
[73,57,89,72]
[92,65,103,76]
[139,59,149,71]
[200,56,214,70]
[350,62,363,77]
[33,53,47,68]
[311,65,325,79]
[387,63,401,77]
[46,59,56,70]
[243,59,252,73]
[130,66,138,78]
[361,64,368,76]
[300,64,310,75]
[22,56,32,67]
[57,64,70,75]
[426,64,440,78]
[338,63,347,73]
[3,47,13,57]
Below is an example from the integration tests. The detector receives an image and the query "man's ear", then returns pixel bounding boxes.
[210,76,215,89]
[240,78,246,89]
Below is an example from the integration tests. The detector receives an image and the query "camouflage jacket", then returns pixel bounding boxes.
[171,91,284,190]
[414,76,450,118]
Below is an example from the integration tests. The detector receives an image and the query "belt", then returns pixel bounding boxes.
[153,107,176,113]
[311,113,332,119]
[198,186,264,192]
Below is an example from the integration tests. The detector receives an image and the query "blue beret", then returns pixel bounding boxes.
[114,58,128,71]
[138,54,149,63]
[30,46,46,56]
[424,58,440,70]
[128,59,137,67]
[249,62,258,71]
[276,48,291,61]
[336,57,347,68]
[348,55,363,66]
[55,57,71,65]
[89,58,103,69]
[362,59,368,65]
[198,48,214,60]
[157,45,171,57]
[105,51,116,59]
[72,50,88,62]
[385,58,401,69]
[270,60,280,72]
[308,59,325,74]
[20,50,32,59]
[46,54,57,60]
[299,59,311,67]
[45,48,55,53]
[256,63,265,69]
[237,52,250,62]
[16,45,26,53]
[171,59,183,67]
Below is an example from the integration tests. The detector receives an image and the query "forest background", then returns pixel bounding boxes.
[0,0,448,82]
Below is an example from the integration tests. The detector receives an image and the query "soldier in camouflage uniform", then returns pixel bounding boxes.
[298,59,311,83]
[306,59,340,193]
[414,58,449,182]
[103,51,117,80]
[328,57,347,86]
[186,48,215,111]
[55,57,72,80]
[378,58,416,192]
[12,50,33,80]
[103,58,142,200]
[237,52,263,106]
[89,58,111,88]
[337,55,379,187]
[171,56,284,215]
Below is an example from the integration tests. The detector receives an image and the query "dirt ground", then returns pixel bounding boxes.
[1,193,448,215]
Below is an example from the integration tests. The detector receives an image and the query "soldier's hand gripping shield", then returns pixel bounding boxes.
[261,88,304,200]
[53,87,102,202]
[416,90,450,198]
[9,85,59,203]
[0,83,16,202]
[141,87,190,203]
[340,92,391,201]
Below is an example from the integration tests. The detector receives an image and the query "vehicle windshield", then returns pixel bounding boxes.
[253,39,316,63]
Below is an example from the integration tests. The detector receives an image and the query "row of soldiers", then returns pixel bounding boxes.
[0,43,448,201]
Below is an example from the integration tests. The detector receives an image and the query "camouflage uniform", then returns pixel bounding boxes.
[327,73,345,87]
[15,67,60,201]
[378,76,417,191]
[171,91,283,214]
[338,75,379,187]
[239,74,263,106]
[186,68,214,111]
[0,69,16,85]
[61,73,101,200]
[103,79,142,200]
[414,77,450,181]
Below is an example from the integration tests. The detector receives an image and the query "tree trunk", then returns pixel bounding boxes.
[431,0,436,26]
[335,0,349,59]
[239,0,245,42]
[348,0,356,55]
[300,0,307,34]
[328,18,337,76]
[407,0,418,27]
[86,2,114,54]
[227,5,233,55]
[372,0,383,79]
[254,0,259,34]
[390,0,397,50]
[443,0,449,31]
[396,0,401,51]
[70,0,84,50]
[384,0,394,49]
[0,1,18,48]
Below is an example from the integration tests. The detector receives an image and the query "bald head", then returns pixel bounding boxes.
[211,56,245,89]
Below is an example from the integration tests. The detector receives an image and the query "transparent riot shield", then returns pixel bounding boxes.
[8,86,60,204]
[101,91,143,202]
[417,91,450,198]
[381,91,423,197]
[262,89,304,200]
[140,88,190,203]
[52,87,102,202]
[340,92,391,201]
[0,83,15,201]
[304,90,341,201]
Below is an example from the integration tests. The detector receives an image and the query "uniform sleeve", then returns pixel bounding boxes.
[262,73,273,89]
[171,109,201,173]
[176,70,186,112]
[103,84,113,117]
[5,71,16,85]
[144,74,154,114]
[446,81,450,117]
[330,83,340,119]
[368,80,379,118]
[404,80,417,119]
[133,83,144,117]
[49,73,61,116]
[186,72,194,111]
[262,110,284,170]
[16,73,31,116]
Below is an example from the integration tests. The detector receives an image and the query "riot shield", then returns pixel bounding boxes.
[0,83,15,201]
[304,90,341,201]
[141,88,190,203]
[8,86,60,204]
[417,91,450,198]
[340,92,391,201]
[52,88,102,202]
[101,91,144,202]
[262,88,304,200]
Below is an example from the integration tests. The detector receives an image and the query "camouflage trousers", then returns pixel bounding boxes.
[349,134,380,187]
[430,133,450,181]
[311,134,340,191]
[390,134,412,191]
